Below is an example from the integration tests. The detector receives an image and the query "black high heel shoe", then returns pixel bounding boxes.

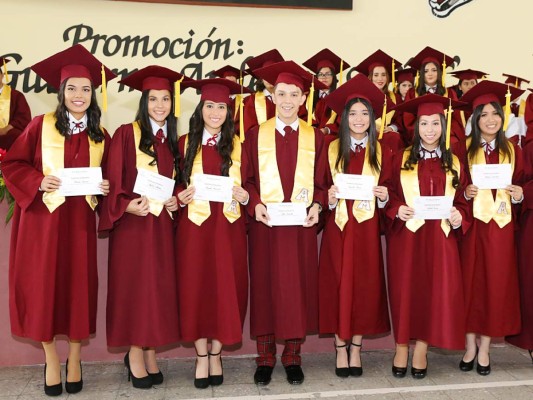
[528,349,533,364]
[476,353,491,376]
[208,351,224,386]
[148,370,164,385]
[459,346,478,372]
[411,354,428,379]
[349,342,363,377]
[124,352,152,389]
[44,363,62,397]
[392,350,408,378]
[194,353,209,389]
[65,359,83,394]
[334,341,350,378]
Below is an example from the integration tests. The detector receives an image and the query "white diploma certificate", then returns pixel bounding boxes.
[133,168,175,201]
[335,173,375,201]
[472,164,512,190]
[413,196,453,220]
[267,202,307,226]
[56,167,103,196]
[192,173,233,203]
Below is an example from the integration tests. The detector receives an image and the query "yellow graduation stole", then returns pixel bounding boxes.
[41,112,104,213]
[467,137,514,228]
[519,99,526,117]
[0,85,11,129]
[328,139,381,230]
[132,121,176,218]
[326,110,337,126]
[399,148,459,237]
[255,92,268,125]
[258,118,315,207]
[186,134,242,226]
[375,91,396,132]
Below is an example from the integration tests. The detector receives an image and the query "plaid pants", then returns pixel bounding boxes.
[255,334,302,367]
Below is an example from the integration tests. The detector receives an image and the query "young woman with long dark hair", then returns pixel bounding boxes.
[2,44,115,396]
[99,66,185,389]
[318,74,391,378]
[385,94,469,380]
[176,78,251,389]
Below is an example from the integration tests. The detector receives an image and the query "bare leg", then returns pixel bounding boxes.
[143,348,160,374]
[209,339,223,376]
[463,333,477,362]
[42,340,61,386]
[129,345,148,378]
[393,343,409,367]
[66,340,82,382]
[349,335,363,368]
[478,335,491,366]
[334,334,349,369]
[412,340,428,369]
[194,338,209,379]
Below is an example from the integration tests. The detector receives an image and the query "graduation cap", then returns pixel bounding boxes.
[396,68,416,84]
[354,49,402,88]
[31,44,117,110]
[408,46,454,88]
[502,73,530,89]
[212,65,247,81]
[450,69,488,81]
[303,48,350,85]
[246,49,284,72]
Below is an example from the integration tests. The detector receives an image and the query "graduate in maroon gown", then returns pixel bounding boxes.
[394,68,414,102]
[176,78,251,389]
[302,48,350,140]
[502,73,530,118]
[456,81,524,376]
[99,66,185,389]
[385,94,469,380]
[403,46,465,146]
[243,61,327,386]
[353,49,405,152]
[2,44,115,396]
[318,74,391,378]
[506,133,533,362]
[0,57,32,149]
[211,65,248,133]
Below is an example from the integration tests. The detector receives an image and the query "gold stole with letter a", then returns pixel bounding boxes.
[258,118,315,207]
[328,139,381,230]
[41,112,104,213]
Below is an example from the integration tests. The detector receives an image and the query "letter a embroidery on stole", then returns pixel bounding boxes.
[497,201,508,215]
[357,200,371,211]
[294,188,310,203]
[227,199,239,214]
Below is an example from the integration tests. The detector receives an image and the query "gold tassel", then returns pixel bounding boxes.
[415,71,420,90]
[391,59,396,91]
[441,55,447,88]
[446,99,452,150]
[339,59,344,86]
[100,65,108,112]
[3,59,9,85]
[307,79,315,126]
[515,77,519,88]
[174,76,184,118]
[239,73,245,142]
[379,96,387,140]
[503,85,511,131]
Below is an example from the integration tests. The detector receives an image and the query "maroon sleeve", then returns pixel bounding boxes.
[242,127,262,218]
[243,94,259,135]
[0,89,32,150]
[312,127,328,208]
[2,116,45,210]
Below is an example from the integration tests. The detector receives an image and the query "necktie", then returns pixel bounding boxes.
[352,143,363,153]
[421,148,437,159]
[481,142,493,162]
[155,128,165,144]
[206,134,218,146]
[428,87,437,94]
[70,121,85,134]
[320,92,327,99]
[284,126,293,136]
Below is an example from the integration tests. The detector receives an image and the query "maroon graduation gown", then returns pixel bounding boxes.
[460,143,523,337]
[243,122,327,339]
[319,146,391,339]
[385,151,469,349]
[175,136,248,345]
[3,115,108,341]
[0,88,32,150]
[99,123,180,347]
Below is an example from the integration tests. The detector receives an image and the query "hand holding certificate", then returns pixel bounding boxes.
[267,202,307,226]
[472,164,512,190]
[335,173,374,201]
[56,167,103,196]
[413,196,453,220]
[133,168,175,201]
[192,173,233,203]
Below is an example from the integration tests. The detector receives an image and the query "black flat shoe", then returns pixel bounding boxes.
[285,365,304,385]
[44,364,62,397]
[65,359,83,394]
[391,352,408,378]
[124,352,152,389]
[148,370,164,385]
[194,353,209,389]
[208,351,224,386]
[334,341,349,378]
[476,355,491,376]
[459,346,478,372]
[349,342,363,377]
[411,355,428,379]
[254,365,273,385]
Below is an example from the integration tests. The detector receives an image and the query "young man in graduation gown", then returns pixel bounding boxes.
[243,61,327,386]
[0,57,31,149]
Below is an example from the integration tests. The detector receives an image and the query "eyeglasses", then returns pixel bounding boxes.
[317,73,333,78]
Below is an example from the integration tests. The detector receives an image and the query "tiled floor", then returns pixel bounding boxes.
[1,344,533,399]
